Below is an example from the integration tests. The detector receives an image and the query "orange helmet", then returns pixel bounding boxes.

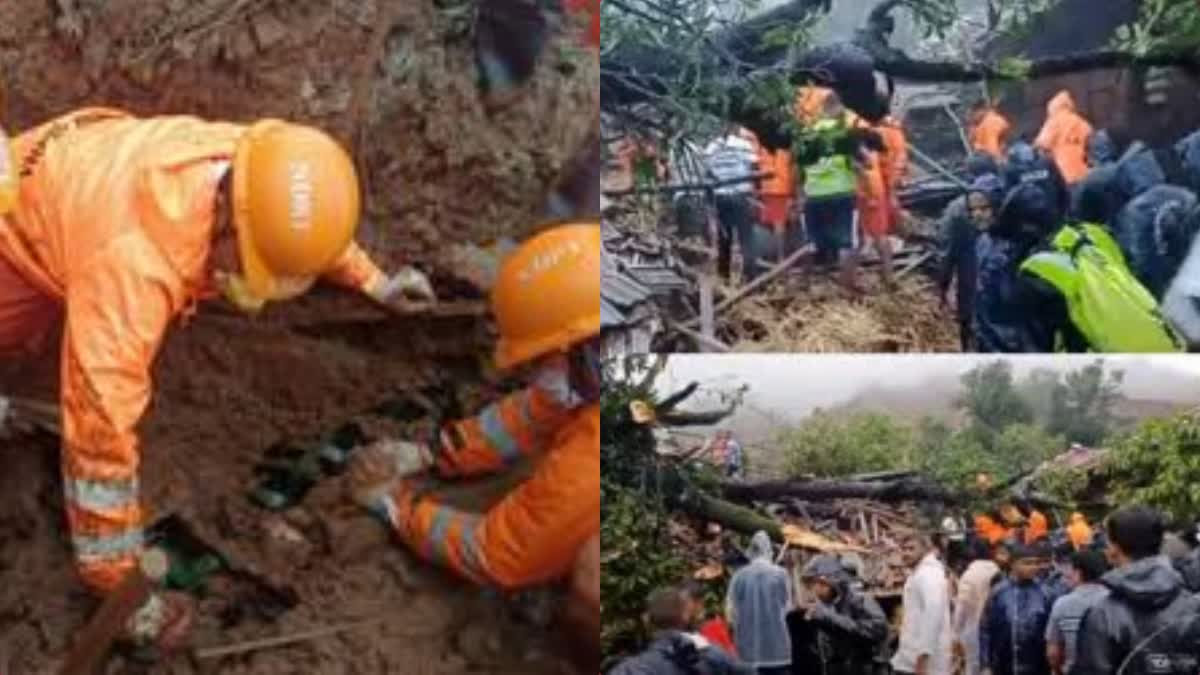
[232,120,361,301]
[491,223,600,370]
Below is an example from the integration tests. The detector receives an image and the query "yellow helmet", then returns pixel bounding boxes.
[232,120,360,301]
[491,223,601,370]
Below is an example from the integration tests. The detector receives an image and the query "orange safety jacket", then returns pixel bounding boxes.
[0,109,386,592]
[1035,91,1093,184]
[970,109,1011,162]
[386,356,600,589]
[1067,516,1094,550]
[1025,510,1049,544]
[975,514,1011,545]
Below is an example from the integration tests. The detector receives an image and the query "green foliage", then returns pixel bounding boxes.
[956,360,1034,438]
[601,484,688,657]
[1037,464,1090,506]
[1105,413,1200,522]
[778,411,915,477]
[1112,0,1200,55]
[1045,360,1125,446]
[992,423,1066,476]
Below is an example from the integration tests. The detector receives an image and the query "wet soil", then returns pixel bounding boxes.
[0,0,596,671]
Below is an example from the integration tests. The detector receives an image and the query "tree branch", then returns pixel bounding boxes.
[720,477,961,504]
[657,381,700,412]
[659,406,736,427]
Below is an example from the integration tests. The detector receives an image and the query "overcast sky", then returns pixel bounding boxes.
[655,355,1200,420]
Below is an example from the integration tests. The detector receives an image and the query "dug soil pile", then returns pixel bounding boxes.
[0,0,595,672]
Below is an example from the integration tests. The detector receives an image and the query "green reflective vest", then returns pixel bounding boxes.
[1019,223,1183,353]
[803,118,856,199]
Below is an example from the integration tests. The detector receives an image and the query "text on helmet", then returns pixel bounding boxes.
[516,240,583,284]
[289,161,314,232]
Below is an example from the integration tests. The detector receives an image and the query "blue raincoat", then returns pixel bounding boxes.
[979,578,1056,675]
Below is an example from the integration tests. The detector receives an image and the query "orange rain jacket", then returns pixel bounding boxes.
[975,513,1011,545]
[1035,91,1093,185]
[0,109,386,592]
[969,108,1011,162]
[877,117,909,227]
[385,355,600,589]
[757,148,795,231]
[1067,513,1094,550]
[1025,510,1049,544]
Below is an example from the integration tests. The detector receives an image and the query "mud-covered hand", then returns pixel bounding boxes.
[348,441,432,511]
[124,591,195,651]
[444,240,516,293]
[373,266,437,312]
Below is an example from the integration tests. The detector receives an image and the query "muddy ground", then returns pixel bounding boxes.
[0,0,596,672]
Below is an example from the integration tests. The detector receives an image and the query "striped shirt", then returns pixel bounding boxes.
[704,135,758,195]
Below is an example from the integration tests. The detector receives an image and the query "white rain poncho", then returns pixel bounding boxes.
[725,531,793,668]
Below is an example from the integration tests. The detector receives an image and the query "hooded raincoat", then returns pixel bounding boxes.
[1034,91,1093,185]
[726,531,794,669]
[0,109,386,592]
[940,169,1003,349]
[1175,129,1200,193]
[1074,556,1200,675]
[1110,148,1199,298]
[792,555,889,675]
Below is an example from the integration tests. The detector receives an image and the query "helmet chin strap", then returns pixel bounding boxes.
[568,337,603,404]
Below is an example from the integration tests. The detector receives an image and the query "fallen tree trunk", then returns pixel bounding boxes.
[677,490,784,542]
[721,477,960,504]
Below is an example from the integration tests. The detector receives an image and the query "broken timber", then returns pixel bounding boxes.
[721,477,960,504]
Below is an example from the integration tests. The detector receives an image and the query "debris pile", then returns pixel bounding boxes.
[677,498,928,596]
[718,272,958,353]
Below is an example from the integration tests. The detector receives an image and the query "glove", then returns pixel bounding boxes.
[374,266,437,311]
[124,590,195,650]
[444,239,516,292]
[348,441,432,511]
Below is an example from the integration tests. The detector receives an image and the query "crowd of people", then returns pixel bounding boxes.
[939,92,1200,353]
[606,502,1200,675]
[607,84,1200,354]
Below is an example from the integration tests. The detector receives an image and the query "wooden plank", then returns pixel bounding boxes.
[699,278,715,351]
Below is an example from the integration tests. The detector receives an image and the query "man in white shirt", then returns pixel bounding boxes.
[704,126,764,283]
[892,531,954,675]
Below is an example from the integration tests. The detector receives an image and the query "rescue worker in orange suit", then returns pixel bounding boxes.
[1067,512,1094,551]
[1023,505,1050,544]
[969,101,1012,163]
[877,115,909,233]
[975,511,1011,546]
[0,110,437,648]
[852,124,894,285]
[1035,90,1094,185]
[349,223,600,645]
[757,147,796,258]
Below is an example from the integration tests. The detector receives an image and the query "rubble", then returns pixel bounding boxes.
[675,498,931,596]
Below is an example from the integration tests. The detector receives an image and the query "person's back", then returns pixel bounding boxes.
[970,107,1011,162]
[727,532,793,672]
[1035,91,1092,184]
[704,133,758,194]
[609,632,754,675]
[1074,506,1200,675]
[613,587,755,675]
[1044,550,1109,675]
